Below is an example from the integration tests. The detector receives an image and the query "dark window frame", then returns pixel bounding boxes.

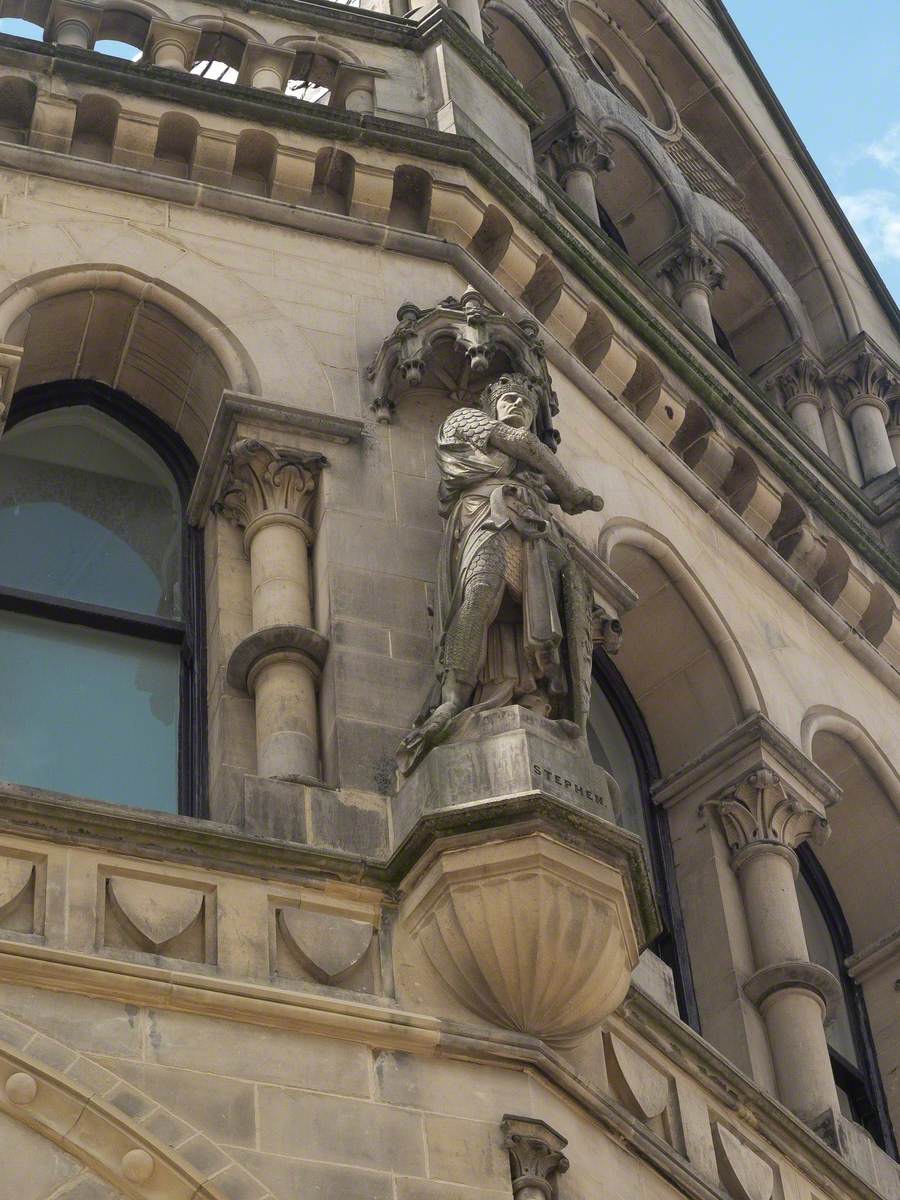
[0,380,207,818]
[798,845,897,1158]
[593,649,701,1031]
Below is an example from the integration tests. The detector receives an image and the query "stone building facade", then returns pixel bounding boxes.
[0,0,897,1198]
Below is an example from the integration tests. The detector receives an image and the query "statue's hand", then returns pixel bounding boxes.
[561,486,604,515]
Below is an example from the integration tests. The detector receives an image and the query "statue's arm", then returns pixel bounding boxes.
[487,424,603,514]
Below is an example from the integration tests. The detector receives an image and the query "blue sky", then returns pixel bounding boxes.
[726,0,900,306]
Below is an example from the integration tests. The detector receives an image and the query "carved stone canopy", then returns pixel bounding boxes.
[366,291,560,450]
[707,768,830,867]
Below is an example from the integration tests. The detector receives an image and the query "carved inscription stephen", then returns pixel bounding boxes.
[532,763,606,807]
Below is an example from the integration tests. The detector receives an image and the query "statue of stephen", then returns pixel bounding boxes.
[398,374,604,774]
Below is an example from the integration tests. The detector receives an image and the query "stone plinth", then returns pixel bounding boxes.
[392,706,618,851]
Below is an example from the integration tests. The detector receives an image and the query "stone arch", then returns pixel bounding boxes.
[0,264,259,457]
[0,1038,232,1200]
[597,519,763,773]
[801,705,900,949]
[482,2,571,123]
[596,121,688,263]
[798,702,900,1119]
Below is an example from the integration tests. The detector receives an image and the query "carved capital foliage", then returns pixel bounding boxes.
[655,232,725,296]
[214,439,327,537]
[707,769,830,861]
[535,109,614,184]
[766,356,825,412]
[502,1115,569,1200]
[833,350,898,416]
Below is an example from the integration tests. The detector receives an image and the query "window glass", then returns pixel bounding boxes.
[0,610,179,810]
[797,871,859,1065]
[587,681,648,843]
[0,407,181,617]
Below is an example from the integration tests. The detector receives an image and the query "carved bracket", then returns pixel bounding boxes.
[501,1115,569,1200]
[366,291,560,449]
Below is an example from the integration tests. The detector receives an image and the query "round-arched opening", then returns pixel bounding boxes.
[5,283,236,457]
[0,17,44,43]
[482,5,568,123]
[191,31,244,84]
[0,382,205,815]
[598,526,757,774]
[153,111,199,179]
[94,8,148,59]
[569,0,675,133]
[285,50,338,103]
[0,76,36,145]
[596,132,680,268]
[70,93,120,162]
[710,243,795,373]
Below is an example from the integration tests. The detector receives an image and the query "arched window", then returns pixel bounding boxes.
[0,382,205,816]
[588,652,698,1029]
[798,847,897,1155]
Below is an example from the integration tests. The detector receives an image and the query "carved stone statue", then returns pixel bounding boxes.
[398,374,605,774]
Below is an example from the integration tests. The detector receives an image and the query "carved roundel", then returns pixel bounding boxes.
[567,1,679,136]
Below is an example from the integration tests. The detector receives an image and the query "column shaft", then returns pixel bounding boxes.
[849,402,895,481]
[678,282,716,340]
[761,987,839,1125]
[445,0,484,41]
[249,520,312,629]
[790,399,829,453]
[251,653,319,781]
[737,847,807,966]
[563,167,600,225]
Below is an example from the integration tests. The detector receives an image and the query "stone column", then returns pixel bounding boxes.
[238,44,297,93]
[709,769,841,1127]
[888,392,900,471]
[216,439,329,783]
[444,0,485,42]
[536,111,613,228]
[501,1116,569,1200]
[47,0,102,48]
[833,351,897,482]
[652,232,725,341]
[767,355,829,453]
[144,19,201,71]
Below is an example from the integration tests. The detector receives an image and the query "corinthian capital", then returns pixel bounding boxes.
[708,769,830,864]
[534,110,614,184]
[654,231,726,297]
[214,438,327,542]
[766,355,826,414]
[502,1116,569,1200]
[832,350,897,418]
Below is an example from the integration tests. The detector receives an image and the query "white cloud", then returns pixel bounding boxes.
[865,123,900,175]
[838,190,900,265]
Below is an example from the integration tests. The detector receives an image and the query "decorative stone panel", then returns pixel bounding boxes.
[270,892,381,994]
[100,871,216,964]
[712,1122,776,1200]
[0,848,45,937]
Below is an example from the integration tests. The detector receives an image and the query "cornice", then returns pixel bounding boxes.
[1,40,899,593]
